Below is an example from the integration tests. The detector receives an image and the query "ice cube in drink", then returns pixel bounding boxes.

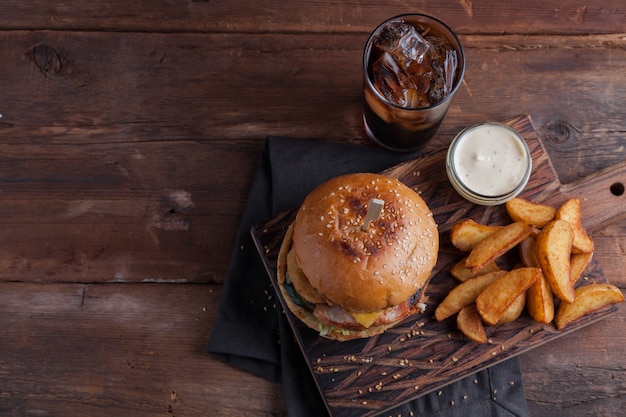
[363,14,465,152]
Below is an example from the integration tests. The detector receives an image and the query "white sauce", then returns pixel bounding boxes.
[452,124,528,196]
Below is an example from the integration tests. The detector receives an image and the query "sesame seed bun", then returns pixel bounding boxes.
[276,173,438,341]
[292,173,438,313]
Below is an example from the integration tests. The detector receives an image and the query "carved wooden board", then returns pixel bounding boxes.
[251,114,626,417]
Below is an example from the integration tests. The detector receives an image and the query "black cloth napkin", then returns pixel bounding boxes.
[208,136,530,417]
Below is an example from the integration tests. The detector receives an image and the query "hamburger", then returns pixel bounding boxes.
[277,173,439,341]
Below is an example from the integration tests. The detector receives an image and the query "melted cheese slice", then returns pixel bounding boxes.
[350,311,383,328]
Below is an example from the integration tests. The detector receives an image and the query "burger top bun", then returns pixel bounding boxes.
[292,173,438,313]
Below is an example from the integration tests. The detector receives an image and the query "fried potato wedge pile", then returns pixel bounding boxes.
[437,197,623,343]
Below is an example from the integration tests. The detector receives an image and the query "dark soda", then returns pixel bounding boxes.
[363,14,465,152]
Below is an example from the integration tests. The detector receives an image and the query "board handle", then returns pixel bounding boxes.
[555,160,626,232]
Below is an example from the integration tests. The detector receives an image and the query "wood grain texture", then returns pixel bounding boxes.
[0,282,285,417]
[0,1,625,34]
[252,115,622,417]
[0,1,624,416]
[1,29,625,283]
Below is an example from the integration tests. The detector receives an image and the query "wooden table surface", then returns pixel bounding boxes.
[1,2,625,416]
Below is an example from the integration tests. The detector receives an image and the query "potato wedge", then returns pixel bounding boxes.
[555,283,624,330]
[519,236,540,267]
[555,198,594,254]
[457,304,487,344]
[465,222,534,273]
[435,271,507,321]
[526,273,554,324]
[571,251,593,284]
[536,219,575,303]
[450,257,500,282]
[505,198,556,228]
[476,267,540,325]
[450,219,502,252]
[497,291,526,324]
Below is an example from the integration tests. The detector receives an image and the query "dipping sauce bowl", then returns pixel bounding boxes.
[446,122,532,206]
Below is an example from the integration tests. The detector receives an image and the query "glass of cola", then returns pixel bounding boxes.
[363,14,465,152]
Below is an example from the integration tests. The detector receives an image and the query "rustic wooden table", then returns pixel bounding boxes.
[1,2,625,416]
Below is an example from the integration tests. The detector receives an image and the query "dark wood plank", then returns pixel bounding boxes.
[0,1,625,35]
[522,309,626,417]
[0,282,286,417]
[2,31,625,171]
[0,141,252,284]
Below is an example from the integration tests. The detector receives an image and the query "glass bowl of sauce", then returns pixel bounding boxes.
[446,122,532,206]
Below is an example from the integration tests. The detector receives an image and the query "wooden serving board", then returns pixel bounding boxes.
[251,114,626,417]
